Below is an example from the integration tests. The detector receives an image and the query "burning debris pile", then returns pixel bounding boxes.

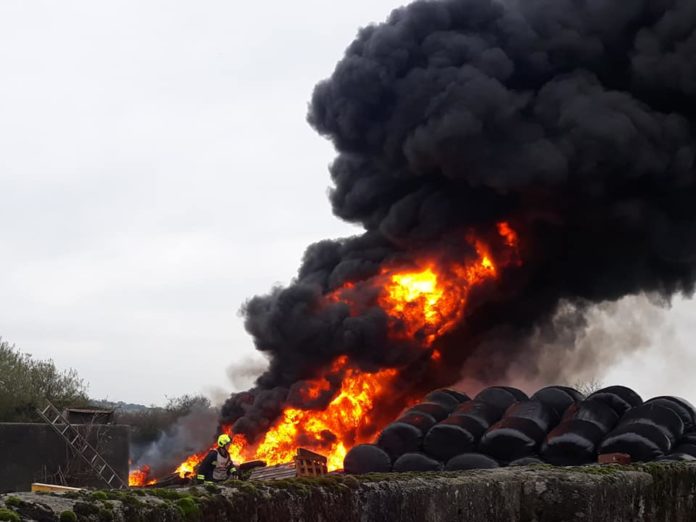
[132,0,696,485]
[344,385,696,473]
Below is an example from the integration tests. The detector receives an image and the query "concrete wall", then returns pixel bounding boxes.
[0,423,129,493]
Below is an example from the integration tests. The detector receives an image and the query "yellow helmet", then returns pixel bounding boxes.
[217,434,231,447]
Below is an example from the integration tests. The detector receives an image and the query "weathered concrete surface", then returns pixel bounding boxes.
[1,464,696,521]
[0,423,130,493]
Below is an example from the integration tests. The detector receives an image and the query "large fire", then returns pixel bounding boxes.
[378,240,498,345]
[252,357,398,470]
[129,223,519,485]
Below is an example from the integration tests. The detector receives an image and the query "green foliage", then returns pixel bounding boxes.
[90,491,108,501]
[165,395,211,413]
[149,488,184,501]
[120,494,143,508]
[0,509,20,522]
[0,339,89,422]
[59,511,77,522]
[98,507,114,521]
[99,490,128,502]
[204,484,220,494]
[175,497,200,521]
[3,498,22,509]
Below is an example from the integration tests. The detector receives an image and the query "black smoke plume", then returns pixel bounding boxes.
[221,0,696,442]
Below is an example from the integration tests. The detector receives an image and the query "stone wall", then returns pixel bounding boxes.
[0,423,129,493]
[2,463,696,521]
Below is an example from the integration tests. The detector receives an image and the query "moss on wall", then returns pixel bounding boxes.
[1,464,696,521]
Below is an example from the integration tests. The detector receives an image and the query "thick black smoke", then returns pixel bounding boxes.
[221,0,696,441]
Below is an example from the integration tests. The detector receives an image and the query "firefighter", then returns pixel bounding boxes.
[196,434,237,483]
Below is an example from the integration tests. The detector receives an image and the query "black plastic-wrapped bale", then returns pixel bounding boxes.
[619,403,684,446]
[508,456,544,466]
[671,443,696,458]
[453,400,503,430]
[440,389,471,403]
[498,386,529,401]
[424,390,462,411]
[396,412,438,433]
[475,387,526,415]
[588,385,643,416]
[563,400,619,434]
[658,453,696,462]
[343,444,392,475]
[599,423,671,461]
[682,431,696,445]
[423,415,486,461]
[393,452,443,472]
[555,386,585,403]
[445,453,500,471]
[541,419,605,466]
[376,422,424,461]
[404,402,450,422]
[504,400,560,432]
[532,386,582,417]
[478,417,547,462]
[645,397,696,432]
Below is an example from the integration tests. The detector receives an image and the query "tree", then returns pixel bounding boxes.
[116,394,213,448]
[0,339,89,422]
[573,379,604,397]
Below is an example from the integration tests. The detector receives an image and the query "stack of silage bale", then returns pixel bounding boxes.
[343,385,696,474]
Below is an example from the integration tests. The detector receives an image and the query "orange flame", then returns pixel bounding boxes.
[136,223,521,482]
[173,433,247,479]
[378,239,498,345]
[497,221,518,247]
[174,453,206,479]
[253,357,398,470]
[128,465,156,487]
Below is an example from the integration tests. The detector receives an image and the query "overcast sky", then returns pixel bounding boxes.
[1,0,694,406]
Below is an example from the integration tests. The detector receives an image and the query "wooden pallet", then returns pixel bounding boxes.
[249,448,328,481]
[249,462,297,481]
[295,448,328,477]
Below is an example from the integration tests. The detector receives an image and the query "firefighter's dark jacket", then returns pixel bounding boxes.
[196,448,226,481]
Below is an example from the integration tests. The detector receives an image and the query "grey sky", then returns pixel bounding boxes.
[0,0,694,406]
